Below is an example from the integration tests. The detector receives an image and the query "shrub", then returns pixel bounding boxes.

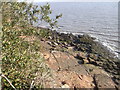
[1,2,61,89]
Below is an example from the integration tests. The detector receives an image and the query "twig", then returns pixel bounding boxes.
[1,74,16,90]
[29,80,34,90]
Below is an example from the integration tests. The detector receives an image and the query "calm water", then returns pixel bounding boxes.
[36,2,119,56]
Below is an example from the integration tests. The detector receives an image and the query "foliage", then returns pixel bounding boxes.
[40,3,62,28]
[1,2,61,89]
[2,2,62,29]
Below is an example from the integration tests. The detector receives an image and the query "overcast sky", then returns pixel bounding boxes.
[19,0,120,2]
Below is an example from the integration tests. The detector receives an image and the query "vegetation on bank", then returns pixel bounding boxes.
[1,2,62,89]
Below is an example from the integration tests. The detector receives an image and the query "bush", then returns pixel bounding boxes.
[1,2,61,89]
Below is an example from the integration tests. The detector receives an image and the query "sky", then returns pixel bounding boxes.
[18,0,120,2]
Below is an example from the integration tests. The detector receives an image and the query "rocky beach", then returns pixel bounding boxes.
[21,27,120,89]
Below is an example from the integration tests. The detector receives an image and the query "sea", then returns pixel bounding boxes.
[35,2,119,58]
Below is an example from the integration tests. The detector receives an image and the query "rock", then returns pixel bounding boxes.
[85,64,110,76]
[94,74,116,88]
[46,51,79,71]
[43,52,50,60]
[47,41,56,47]
[83,59,89,64]
[96,61,103,66]
[77,60,84,64]
[48,36,52,39]
[74,54,84,64]
[90,53,98,60]
[61,84,70,88]
[79,52,86,58]
[77,35,82,38]
[89,58,96,63]
[46,53,60,71]
[41,38,45,41]
[47,41,52,46]
[53,71,95,88]
[53,42,58,46]
[67,47,74,50]
[69,65,89,75]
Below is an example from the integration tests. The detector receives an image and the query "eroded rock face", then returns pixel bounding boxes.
[94,74,115,88]
[53,71,95,88]
[37,30,119,89]
[46,51,79,71]
[43,50,117,89]
[19,30,119,89]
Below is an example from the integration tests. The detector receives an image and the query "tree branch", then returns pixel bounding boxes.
[29,80,34,90]
[1,74,16,90]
